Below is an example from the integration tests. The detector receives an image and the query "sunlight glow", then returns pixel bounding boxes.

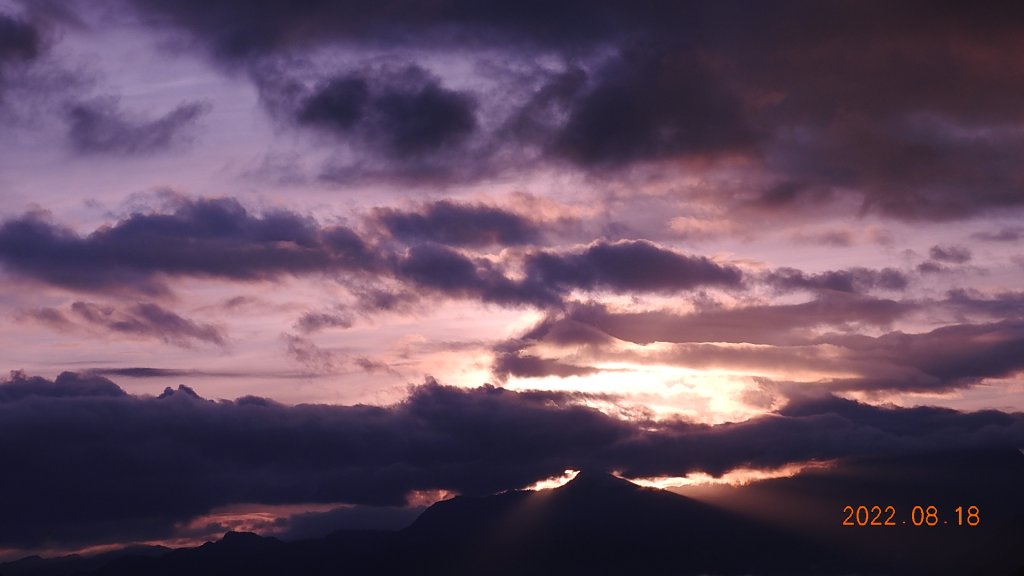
[506,363,775,424]
[627,461,834,489]
[406,489,459,507]
[525,469,580,490]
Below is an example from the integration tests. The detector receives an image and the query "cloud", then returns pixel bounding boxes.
[524,240,742,294]
[0,13,39,64]
[731,3,1024,220]
[496,300,1024,394]
[282,333,344,374]
[552,48,755,166]
[819,319,1024,393]
[0,198,745,309]
[375,200,539,247]
[297,66,476,158]
[616,394,1024,479]
[282,334,396,376]
[294,309,354,334]
[393,243,556,307]
[765,266,909,294]
[17,301,226,347]
[944,289,1024,320]
[85,367,197,378]
[0,370,126,402]
[0,372,1020,549]
[514,313,616,348]
[65,97,210,155]
[107,1,1024,219]
[928,244,972,264]
[916,260,944,274]
[13,306,74,328]
[972,227,1022,242]
[69,301,226,347]
[391,240,742,308]
[0,12,41,103]
[561,295,910,347]
[755,90,1024,221]
[0,197,378,295]
[492,353,598,381]
[121,0,659,60]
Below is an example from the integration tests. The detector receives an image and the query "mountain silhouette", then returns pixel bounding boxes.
[0,546,168,576]
[0,471,833,576]
[398,469,837,575]
[3,453,1022,576]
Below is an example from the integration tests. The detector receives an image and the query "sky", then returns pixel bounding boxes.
[1,0,1023,560]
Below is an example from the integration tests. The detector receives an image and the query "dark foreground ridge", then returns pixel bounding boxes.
[3,452,1023,576]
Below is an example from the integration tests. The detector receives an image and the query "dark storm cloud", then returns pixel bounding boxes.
[118,1,1024,195]
[524,240,742,294]
[0,13,39,63]
[392,240,743,307]
[0,12,41,101]
[396,243,492,293]
[118,1,1024,217]
[375,200,539,247]
[66,98,210,155]
[728,3,1024,220]
[0,197,378,294]
[552,48,755,166]
[68,301,226,347]
[0,373,629,547]
[1,372,1021,549]
[122,0,660,59]
[613,394,1024,479]
[0,198,745,307]
[755,115,1024,220]
[765,266,909,294]
[394,243,555,307]
[928,244,972,264]
[298,66,476,158]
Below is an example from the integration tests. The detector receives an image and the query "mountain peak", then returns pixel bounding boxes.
[559,470,639,492]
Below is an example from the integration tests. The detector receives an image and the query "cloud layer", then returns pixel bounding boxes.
[103,0,1024,218]
[1,372,1021,549]
[0,198,742,308]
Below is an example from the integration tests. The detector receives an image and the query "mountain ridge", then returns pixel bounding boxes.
[3,455,1022,576]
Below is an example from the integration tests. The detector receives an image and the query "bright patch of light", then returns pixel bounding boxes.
[629,461,833,488]
[406,488,458,507]
[506,363,773,424]
[525,469,580,491]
